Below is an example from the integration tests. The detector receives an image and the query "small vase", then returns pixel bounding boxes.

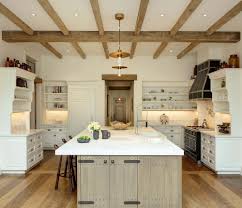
[93,130,99,140]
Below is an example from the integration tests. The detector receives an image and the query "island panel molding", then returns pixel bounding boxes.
[2,31,240,43]
[77,156,182,208]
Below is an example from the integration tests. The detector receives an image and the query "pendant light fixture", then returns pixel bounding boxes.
[110,13,130,76]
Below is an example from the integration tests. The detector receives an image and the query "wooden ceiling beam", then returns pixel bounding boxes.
[71,42,86,59]
[3,31,240,43]
[177,42,200,59]
[0,2,33,35]
[40,42,62,59]
[130,0,149,59]
[153,42,169,59]
[177,1,242,59]
[170,0,202,36]
[154,0,202,59]
[207,1,242,35]
[38,0,69,35]
[90,0,109,59]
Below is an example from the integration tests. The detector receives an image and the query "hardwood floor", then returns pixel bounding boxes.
[0,151,241,208]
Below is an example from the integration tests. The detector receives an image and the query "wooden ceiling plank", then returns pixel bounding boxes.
[177,1,242,59]
[89,0,109,59]
[207,1,242,35]
[170,0,202,36]
[130,0,149,59]
[177,42,199,59]
[38,0,69,35]
[154,0,202,59]
[71,42,86,59]
[153,42,169,59]
[2,31,240,43]
[40,42,62,59]
[0,2,33,35]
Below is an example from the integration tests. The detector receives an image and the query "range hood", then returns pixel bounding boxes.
[189,59,220,100]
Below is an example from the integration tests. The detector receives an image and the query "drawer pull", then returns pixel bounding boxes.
[78,160,94,164]
[170,130,174,132]
[78,201,94,205]
[209,150,213,154]
[124,160,140,164]
[124,201,140,205]
[104,160,107,164]
[111,160,115,164]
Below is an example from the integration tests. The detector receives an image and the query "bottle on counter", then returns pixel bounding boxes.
[5,57,10,67]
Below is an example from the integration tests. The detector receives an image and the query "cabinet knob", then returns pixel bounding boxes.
[104,160,107,164]
[111,160,115,164]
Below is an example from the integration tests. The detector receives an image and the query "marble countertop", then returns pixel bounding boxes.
[55,127,184,156]
[0,129,45,137]
[200,130,242,139]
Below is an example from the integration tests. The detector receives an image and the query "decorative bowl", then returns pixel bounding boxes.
[77,136,91,143]
[110,121,131,130]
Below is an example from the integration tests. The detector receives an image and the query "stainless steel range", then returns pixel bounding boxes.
[184,126,210,163]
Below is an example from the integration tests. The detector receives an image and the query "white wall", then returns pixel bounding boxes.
[40,55,196,82]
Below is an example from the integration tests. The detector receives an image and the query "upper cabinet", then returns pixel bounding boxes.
[209,68,242,136]
[0,67,36,134]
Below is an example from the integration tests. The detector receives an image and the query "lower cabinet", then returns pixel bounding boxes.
[77,156,182,208]
[153,125,184,148]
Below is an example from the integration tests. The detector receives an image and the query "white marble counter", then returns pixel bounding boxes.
[55,127,184,156]
[200,130,242,139]
[0,129,45,137]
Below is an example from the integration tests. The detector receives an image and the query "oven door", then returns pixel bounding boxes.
[184,132,197,153]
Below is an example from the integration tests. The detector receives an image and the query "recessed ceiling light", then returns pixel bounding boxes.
[74,13,79,17]
[31,13,37,17]
[169,50,173,53]
[203,14,207,17]
[160,14,165,17]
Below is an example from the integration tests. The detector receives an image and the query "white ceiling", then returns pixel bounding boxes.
[0,0,242,57]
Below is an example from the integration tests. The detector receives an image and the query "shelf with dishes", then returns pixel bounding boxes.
[44,81,68,111]
[142,82,196,111]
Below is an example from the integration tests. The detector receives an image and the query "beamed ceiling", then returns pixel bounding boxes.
[0,0,242,59]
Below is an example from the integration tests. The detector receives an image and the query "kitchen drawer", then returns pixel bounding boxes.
[35,143,42,152]
[27,146,35,156]
[46,128,67,133]
[35,151,43,163]
[166,133,182,147]
[207,157,215,170]
[35,134,42,144]
[27,155,35,169]
[27,135,35,147]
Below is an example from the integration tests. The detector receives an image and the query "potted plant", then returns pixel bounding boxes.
[87,121,101,140]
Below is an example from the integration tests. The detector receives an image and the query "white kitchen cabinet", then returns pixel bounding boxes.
[68,83,96,136]
[201,132,242,174]
[153,125,184,148]
[0,130,44,174]
[41,125,68,149]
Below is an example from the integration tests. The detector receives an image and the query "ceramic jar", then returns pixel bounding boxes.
[228,54,240,68]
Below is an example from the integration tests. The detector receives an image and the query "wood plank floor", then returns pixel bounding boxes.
[0,151,241,208]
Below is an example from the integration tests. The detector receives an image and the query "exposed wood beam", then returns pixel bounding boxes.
[40,42,62,59]
[71,42,86,59]
[153,42,168,59]
[0,2,33,35]
[130,42,137,59]
[3,31,240,43]
[170,0,202,36]
[38,0,69,35]
[130,0,149,59]
[207,1,242,35]
[177,1,242,59]
[153,0,202,59]
[90,0,109,59]
[102,42,109,59]
[177,42,199,59]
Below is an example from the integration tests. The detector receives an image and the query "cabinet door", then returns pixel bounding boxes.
[68,85,96,136]
[138,156,182,208]
[110,156,139,208]
[78,156,109,208]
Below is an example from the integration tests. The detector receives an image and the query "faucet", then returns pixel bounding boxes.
[135,104,149,134]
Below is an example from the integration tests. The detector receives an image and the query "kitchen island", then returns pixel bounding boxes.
[56,127,183,208]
